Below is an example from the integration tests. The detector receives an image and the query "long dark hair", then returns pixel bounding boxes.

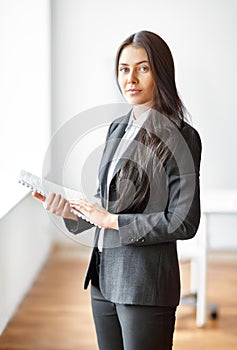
[113,30,188,213]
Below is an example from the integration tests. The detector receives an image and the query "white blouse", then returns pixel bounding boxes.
[98,108,151,251]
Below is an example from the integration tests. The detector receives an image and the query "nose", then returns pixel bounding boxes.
[127,69,138,84]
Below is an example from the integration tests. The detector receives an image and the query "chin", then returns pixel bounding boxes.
[126,98,146,105]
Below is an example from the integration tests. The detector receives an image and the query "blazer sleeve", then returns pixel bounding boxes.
[117,125,202,246]
[63,217,94,235]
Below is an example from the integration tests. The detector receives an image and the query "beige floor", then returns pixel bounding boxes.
[0,245,236,350]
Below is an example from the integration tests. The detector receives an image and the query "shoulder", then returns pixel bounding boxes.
[165,120,202,174]
[181,121,202,148]
[112,113,129,124]
[106,112,131,137]
[180,121,202,163]
[174,120,202,172]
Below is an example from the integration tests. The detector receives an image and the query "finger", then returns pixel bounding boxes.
[71,202,88,212]
[63,200,71,213]
[69,198,88,205]
[70,203,81,211]
[59,198,78,220]
[57,197,68,213]
[44,192,56,208]
[72,201,91,215]
[45,193,61,211]
[65,201,79,218]
[69,199,81,205]
[61,200,72,217]
[72,199,91,209]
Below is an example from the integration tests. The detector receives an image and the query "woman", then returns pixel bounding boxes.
[37,30,202,349]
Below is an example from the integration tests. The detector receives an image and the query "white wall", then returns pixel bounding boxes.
[51,0,237,249]
[0,0,54,335]
[0,194,54,335]
[0,0,51,200]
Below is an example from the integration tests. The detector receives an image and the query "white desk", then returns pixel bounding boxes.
[202,189,237,214]
[179,189,237,327]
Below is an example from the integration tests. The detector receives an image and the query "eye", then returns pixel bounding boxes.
[119,67,129,73]
[140,66,149,72]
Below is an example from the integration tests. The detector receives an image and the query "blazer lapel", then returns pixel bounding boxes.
[98,112,130,204]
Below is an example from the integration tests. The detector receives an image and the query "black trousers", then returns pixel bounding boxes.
[90,251,176,350]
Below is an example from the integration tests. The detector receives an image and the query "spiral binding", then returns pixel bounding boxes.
[18,169,100,228]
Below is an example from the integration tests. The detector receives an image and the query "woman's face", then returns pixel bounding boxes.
[118,45,155,108]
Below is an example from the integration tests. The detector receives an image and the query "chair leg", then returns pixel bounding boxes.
[196,213,207,327]
[180,292,218,326]
[180,214,219,326]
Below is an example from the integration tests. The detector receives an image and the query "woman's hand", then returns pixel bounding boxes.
[32,192,78,221]
[69,198,118,230]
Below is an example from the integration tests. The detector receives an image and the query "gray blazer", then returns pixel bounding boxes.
[64,110,202,307]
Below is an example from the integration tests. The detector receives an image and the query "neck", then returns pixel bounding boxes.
[133,104,153,119]
[132,101,154,119]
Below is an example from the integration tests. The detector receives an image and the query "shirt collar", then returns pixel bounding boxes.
[125,108,151,132]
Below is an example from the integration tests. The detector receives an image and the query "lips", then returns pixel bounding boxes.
[126,89,142,95]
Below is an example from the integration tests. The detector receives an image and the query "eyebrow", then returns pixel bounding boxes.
[119,60,149,66]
